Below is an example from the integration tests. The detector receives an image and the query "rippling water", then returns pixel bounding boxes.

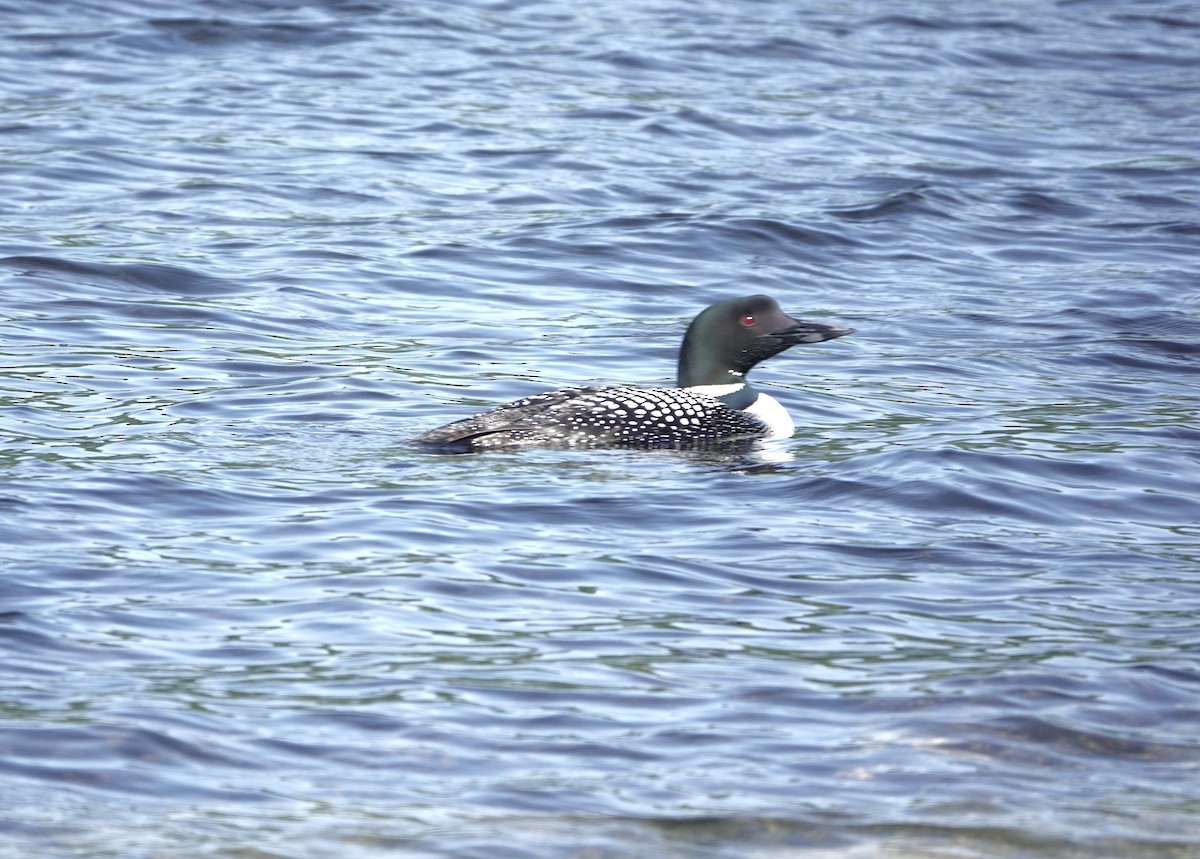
[2,1,1199,857]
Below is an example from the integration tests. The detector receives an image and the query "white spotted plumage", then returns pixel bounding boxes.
[413,385,769,451]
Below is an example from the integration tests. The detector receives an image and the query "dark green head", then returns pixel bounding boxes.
[676,294,853,390]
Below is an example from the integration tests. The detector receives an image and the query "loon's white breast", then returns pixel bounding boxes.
[682,382,794,440]
[742,392,794,440]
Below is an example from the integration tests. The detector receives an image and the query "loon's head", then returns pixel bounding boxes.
[676,294,853,405]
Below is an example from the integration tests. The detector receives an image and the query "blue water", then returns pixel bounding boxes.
[2,1,1199,857]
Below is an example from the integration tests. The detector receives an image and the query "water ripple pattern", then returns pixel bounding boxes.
[1,1,1198,857]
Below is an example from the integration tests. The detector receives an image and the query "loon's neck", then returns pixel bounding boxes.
[682,380,756,409]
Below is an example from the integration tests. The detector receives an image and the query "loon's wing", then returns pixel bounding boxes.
[411,386,606,451]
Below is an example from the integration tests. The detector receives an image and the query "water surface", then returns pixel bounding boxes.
[2,1,1199,857]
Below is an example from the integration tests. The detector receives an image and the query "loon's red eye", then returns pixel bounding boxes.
[741,314,756,327]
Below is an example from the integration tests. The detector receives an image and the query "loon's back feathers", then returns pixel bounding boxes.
[414,385,768,452]
[412,294,852,453]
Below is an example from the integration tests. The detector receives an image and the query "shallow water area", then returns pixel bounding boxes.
[2,1,1200,857]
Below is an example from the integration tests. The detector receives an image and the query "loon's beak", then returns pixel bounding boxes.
[771,318,855,345]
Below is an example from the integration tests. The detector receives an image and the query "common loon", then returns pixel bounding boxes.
[412,294,853,452]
